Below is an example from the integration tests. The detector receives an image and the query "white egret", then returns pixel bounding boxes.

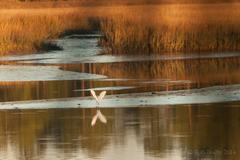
[90,89,107,126]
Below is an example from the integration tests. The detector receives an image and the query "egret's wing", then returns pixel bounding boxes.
[91,114,98,126]
[90,89,99,103]
[97,110,107,123]
[98,91,106,102]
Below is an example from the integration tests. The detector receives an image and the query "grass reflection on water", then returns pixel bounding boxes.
[0,57,240,103]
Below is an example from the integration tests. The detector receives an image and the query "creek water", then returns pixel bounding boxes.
[0,34,240,159]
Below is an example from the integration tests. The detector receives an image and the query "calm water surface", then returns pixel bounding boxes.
[0,34,240,159]
[0,104,240,160]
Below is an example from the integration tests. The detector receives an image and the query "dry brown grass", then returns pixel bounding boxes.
[100,4,240,54]
[0,6,127,55]
[1,3,240,55]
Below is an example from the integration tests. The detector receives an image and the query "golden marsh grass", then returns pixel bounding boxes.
[100,4,240,54]
[1,3,240,55]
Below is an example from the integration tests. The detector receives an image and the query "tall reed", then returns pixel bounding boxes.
[100,4,240,55]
